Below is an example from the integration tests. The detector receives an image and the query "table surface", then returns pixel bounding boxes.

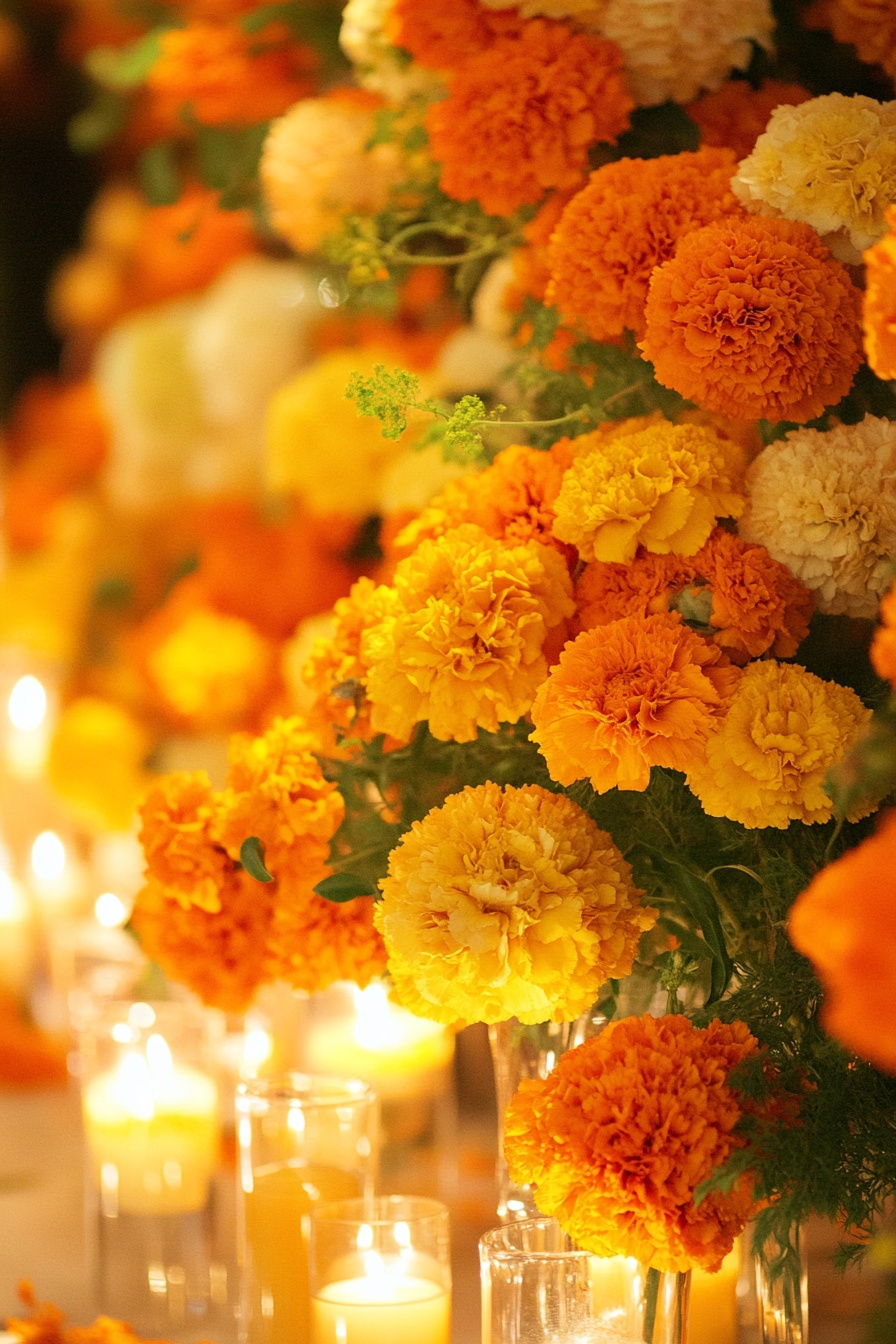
[0,1081,886,1344]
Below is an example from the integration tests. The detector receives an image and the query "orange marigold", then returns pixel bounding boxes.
[426,20,632,216]
[873,584,896,687]
[574,551,698,630]
[864,206,896,380]
[138,772,232,914]
[547,149,742,341]
[266,889,387,996]
[789,810,896,1073]
[687,78,812,160]
[386,0,522,69]
[806,0,896,80]
[146,21,317,126]
[641,216,863,422]
[530,612,740,793]
[302,577,399,745]
[503,1013,779,1272]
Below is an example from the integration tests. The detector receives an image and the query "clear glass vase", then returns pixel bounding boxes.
[488,1010,606,1221]
[753,1226,808,1344]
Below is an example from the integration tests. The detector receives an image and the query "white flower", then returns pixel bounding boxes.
[739,416,896,618]
[732,93,896,264]
[472,255,517,339]
[339,0,443,102]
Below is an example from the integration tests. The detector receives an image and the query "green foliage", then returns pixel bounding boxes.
[240,836,274,883]
[193,122,269,209]
[85,28,166,90]
[138,141,181,207]
[345,364,441,440]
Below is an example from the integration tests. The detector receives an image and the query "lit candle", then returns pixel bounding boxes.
[4,673,54,777]
[82,1031,219,1216]
[312,1256,450,1344]
[689,1247,739,1344]
[0,870,33,1000]
[29,830,87,920]
[589,1254,639,1320]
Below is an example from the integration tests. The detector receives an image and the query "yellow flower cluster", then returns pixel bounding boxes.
[47,697,149,832]
[375,782,657,1025]
[145,605,276,730]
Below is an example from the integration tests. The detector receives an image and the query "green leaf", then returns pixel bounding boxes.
[655,858,733,1006]
[138,142,181,206]
[194,122,268,203]
[240,836,274,883]
[610,102,700,161]
[85,29,166,90]
[68,88,128,153]
[314,873,378,903]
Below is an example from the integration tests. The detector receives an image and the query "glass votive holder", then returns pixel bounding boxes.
[235,1073,378,1344]
[76,998,223,1338]
[309,1195,451,1344]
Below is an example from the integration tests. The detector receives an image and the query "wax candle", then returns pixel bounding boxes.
[689,1247,739,1344]
[589,1254,638,1319]
[0,871,33,1000]
[82,1033,219,1216]
[312,1268,450,1344]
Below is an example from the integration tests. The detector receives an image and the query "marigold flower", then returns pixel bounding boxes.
[363,524,574,742]
[531,612,739,792]
[686,660,871,829]
[552,421,745,565]
[871,585,896,687]
[261,91,406,256]
[732,93,896,264]
[807,0,896,82]
[504,1014,776,1272]
[789,811,896,1073]
[146,21,318,127]
[426,20,632,216]
[739,416,896,619]
[864,206,896,380]
[480,0,602,14]
[547,149,741,341]
[138,772,233,915]
[302,577,400,744]
[573,551,697,628]
[641,216,863,422]
[687,79,812,160]
[386,0,521,69]
[47,697,149,833]
[266,890,388,995]
[340,0,444,101]
[375,782,656,1025]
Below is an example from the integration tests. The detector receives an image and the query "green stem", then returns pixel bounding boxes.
[643,1266,660,1344]
[481,408,591,431]
[384,221,514,267]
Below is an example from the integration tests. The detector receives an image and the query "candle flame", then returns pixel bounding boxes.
[118,1051,155,1121]
[8,676,47,732]
[95,891,129,928]
[146,1032,175,1083]
[351,980,444,1052]
[0,871,27,921]
[31,831,66,883]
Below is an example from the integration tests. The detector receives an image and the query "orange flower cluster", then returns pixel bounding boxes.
[547,148,742,341]
[641,216,863,422]
[426,20,632,216]
[807,0,896,81]
[789,811,896,1074]
[302,577,397,747]
[574,528,815,664]
[503,1013,780,1272]
[530,611,740,793]
[872,583,896,687]
[147,21,317,127]
[864,206,896,381]
[7,1285,176,1344]
[387,0,522,68]
[687,79,812,160]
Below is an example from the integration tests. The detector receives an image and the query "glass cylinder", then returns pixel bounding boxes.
[488,1011,606,1220]
[76,998,224,1339]
[480,1218,689,1344]
[236,1073,378,1344]
[309,1194,451,1344]
[753,1227,808,1343]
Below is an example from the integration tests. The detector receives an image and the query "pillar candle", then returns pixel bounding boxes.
[689,1247,739,1344]
[312,1269,450,1344]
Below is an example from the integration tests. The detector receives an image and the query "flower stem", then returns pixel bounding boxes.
[643,1266,660,1344]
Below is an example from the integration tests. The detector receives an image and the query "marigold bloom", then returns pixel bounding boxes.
[375,782,656,1025]
[789,811,896,1073]
[641,216,863,423]
[386,0,521,69]
[531,612,738,792]
[739,416,896,619]
[807,0,896,82]
[363,524,574,742]
[864,207,896,380]
[426,20,632,216]
[687,78,812,160]
[547,149,741,341]
[871,585,896,687]
[552,421,745,565]
[139,771,236,915]
[302,577,399,744]
[732,93,896,264]
[47,697,149,833]
[340,0,445,101]
[261,91,406,256]
[267,889,388,995]
[686,660,871,829]
[504,1014,774,1272]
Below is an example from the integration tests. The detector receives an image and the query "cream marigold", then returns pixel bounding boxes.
[530,612,739,792]
[739,416,896,619]
[732,93,896,264]
[504,1014,775,1272]
[425,20,632,216]
[547,149,742,341]
[340,0,444,101]
[685,660,871,828]
[261,91,406,256]
[551,421,745,564]
[687,78,812,160]
[375,782,656,1025]
[363,523,574,743]
[641,216,863,423]
[864,206,896,380]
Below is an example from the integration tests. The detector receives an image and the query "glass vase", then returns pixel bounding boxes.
[752,1226,808,1343]
[488,1010,606,1220]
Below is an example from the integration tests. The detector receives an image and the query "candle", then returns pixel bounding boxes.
[4,672,55,778]
[312,1261,450,1344]
[82,1032,219,1215]
[589,1254,639,1319]
[689,1247,739,1344]
[0,870,33,1000]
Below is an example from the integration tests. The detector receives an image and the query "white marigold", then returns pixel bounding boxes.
[732,93,896,264]
[739,416,896,619]
[340,0,443,101]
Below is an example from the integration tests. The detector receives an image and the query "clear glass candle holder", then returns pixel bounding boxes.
[76,998,224,1339]
[309,1195,451,1344]
[235,1073,378,1344]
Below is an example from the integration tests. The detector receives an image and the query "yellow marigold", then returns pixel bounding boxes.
[641,216,863,422]
[425,19,632,216]
[143,605,277,731]
[47,696,149,832]
[686,660,871,828]
[551,421,745,564]
[138,772,230,914]
[302,578,400,745]
[546,149,742,341]
[261,90,406,256]
[789,810,896,1073]
[687,78,812,160]
[375,782,656,1025]
[864,206,896,380]
[266,888,388,995]
[530,612,739,792]
[363,524,575,743]
[503,1014,775,1272]
[872,584,896,687]
[732,93,896,264]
